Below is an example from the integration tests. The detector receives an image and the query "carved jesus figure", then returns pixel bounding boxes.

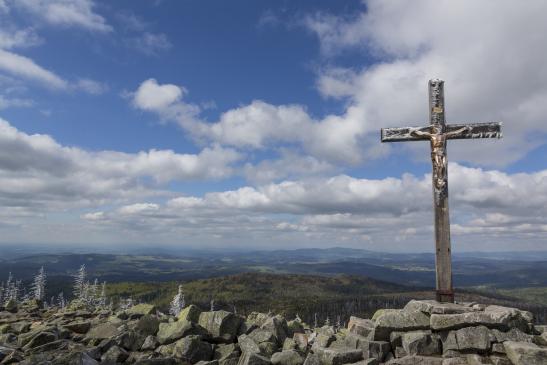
[411,125,471,192]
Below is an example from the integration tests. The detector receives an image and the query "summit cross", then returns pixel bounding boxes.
[380,79,502,303]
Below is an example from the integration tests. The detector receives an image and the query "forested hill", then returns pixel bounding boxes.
[104,273,547,326]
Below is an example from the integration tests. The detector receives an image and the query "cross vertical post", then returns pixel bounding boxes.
[428,79,453,303]
[380,79,502,303]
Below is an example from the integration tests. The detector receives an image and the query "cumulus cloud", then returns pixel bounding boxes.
[14,0,112,32]
[0,118,241,215]
[80,163,547,250]
[0,49,67,89]
[305,0,547,166]
[133,79,184,112]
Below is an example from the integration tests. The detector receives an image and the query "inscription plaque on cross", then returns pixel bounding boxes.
[380,79,502,303]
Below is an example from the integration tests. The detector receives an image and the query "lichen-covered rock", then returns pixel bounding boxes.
[127,303,157,318]
[344,333,390,362]
[141,335,160,351]
[371,309,398,322]
[348,316,375,339]
[503,341,547,365]
[199,311,242,343]
[86,322,122,340]
[293,333,308,352]
[271,350,305,365]
[311,333,335,350]
[385,355,443,364]
[101,345,129,363]
[158,319,209,345]
[431,306,531,332]
[22,331,57,350]
[374,310,430,341]
[260,315,289,345]
[63,321,91,334]
[134,358,183,365]
[249,329,277,344]
[312,346,363,365]
[178,305,202,323]
[172,335,213,363]
[238,352,272,365]
[282,338,297,351]
[214,343,240,360]
[401,331,439,356]
[247,313,271,328]
[238,334,262,354]
[4,299,18,313]
[404,300,473,315]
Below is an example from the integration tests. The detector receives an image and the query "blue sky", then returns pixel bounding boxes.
[1,0,546,252]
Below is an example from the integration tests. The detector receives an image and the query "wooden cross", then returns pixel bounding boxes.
[380,79,502,303]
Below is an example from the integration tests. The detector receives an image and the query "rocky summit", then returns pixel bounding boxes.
[1,299,546,365]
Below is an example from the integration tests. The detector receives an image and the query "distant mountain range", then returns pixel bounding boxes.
[1,246,547,289]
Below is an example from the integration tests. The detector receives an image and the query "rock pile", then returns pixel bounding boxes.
[0,299,546,365]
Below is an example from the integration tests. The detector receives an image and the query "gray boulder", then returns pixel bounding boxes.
[134,358,183,365]
[431,306,530,332]
[178,305,202,323]
[271,350,305,365]
[401,331,439,356]
[101,345,129,363]
[172,335,214,363]
[303,353,321,365]
[348,317,375,339]
[63,321,91,334]
[312,346,363,365]
[293,333,308,352]
[126,303,157,318]
[238,352,272,365]
[404,300,473,315]
[374,310,430,341]
[454,326,493,352]
[136,314,160,336]
[199,311,242,343]
[157,319,209,344]
[141,335,160,351]
[344,333,390,362]
[86,323,122,340]
[238,334,262,354]
[214,343,240,360]
[503,341,547,365]
[385,355,443,364]
[261,315,289,345]
[22,331,57,350]
[491,328,534,343]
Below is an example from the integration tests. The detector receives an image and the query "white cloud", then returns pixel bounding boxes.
[0,49,67,89]
[0,118,241,215]
[75,78,108,95]
[129,32,172,55]
[132,79,370,164]
[0,95,33,109]
[79,163,547,250]
[305,0,547,166]
[0,27,41,49]
[133,79,184,112]
[15,0,112,32]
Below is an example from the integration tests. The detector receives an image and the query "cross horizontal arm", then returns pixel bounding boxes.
[381,126,430,142]
[445,122,502,140]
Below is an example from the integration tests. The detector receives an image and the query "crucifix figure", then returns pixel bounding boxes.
[380,79,502,302]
